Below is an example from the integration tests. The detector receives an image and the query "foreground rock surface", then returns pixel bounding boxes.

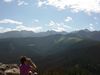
[0,63,19,75]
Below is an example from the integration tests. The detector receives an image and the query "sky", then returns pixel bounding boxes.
[0,0,100,33]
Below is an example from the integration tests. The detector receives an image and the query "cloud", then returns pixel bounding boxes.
[0,19,43,33]
[38,0,100,14]
[34,19,39,22]
[3,0,28,6]
[52,27,66,32]
[48,20,55,26]
[0,27,13,33]
[0,19,23,25]
[0,26,43,33]
[88,24,95,31]
[65,17,72,22]
[0,25,43,33]
[3,0,13,3]
[38,0,47,7]
[48,20,72,32]
[16,25,43,32]
[17,0,28,6]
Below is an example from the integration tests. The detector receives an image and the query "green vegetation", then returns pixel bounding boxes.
[0,31,100,75]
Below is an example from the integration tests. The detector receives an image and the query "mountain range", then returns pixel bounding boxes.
[0,30,67,39]
[0,29,100,41]
[0,29,100,74]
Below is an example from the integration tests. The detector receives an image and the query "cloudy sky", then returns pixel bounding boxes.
[0,0,100,33]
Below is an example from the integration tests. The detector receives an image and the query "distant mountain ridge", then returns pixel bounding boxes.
[68,29,100,41]
[0,30,67,39]
[0,29,100,41]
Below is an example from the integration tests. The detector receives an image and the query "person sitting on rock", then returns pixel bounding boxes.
[19,56,37,75]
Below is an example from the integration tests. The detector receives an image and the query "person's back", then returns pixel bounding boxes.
[19,56,31,75]
[20,64,31,75]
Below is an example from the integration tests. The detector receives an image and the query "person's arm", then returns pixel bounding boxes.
[28,58,37,72]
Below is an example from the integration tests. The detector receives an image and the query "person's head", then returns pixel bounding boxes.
[26,58,32,65]
[20,56,27,64]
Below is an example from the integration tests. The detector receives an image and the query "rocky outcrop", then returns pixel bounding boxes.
[0,63,19,75]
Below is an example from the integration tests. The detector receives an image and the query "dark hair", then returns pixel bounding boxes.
[20,56,27,64]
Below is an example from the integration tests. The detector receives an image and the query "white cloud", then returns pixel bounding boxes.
[89,24,94,26]
[3,0,28,6]
[0,27,13,33]
[0,25,43,33]
[52,27,66,32]
[17,0,28,6]
[0,19,23,25]
[34,19,39,22]
[88,24,95,31]
[65,17,72,22]
[38,0,47,7]
[0,19,43,33]
[3,0,13,3]
[48,20,55,26]
[16,25,43,32]
[38,0,100,14]
[48,20,72,32]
